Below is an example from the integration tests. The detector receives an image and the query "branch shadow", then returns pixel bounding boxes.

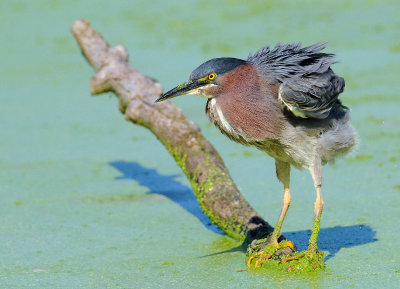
[109,161,223,234]
[109,161,377,262]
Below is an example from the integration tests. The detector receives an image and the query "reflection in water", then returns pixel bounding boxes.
[110,161,377,262]
[109,161,223,234]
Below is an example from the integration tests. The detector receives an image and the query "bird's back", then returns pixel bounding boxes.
[248,43,345,119]
[247,43,335,80]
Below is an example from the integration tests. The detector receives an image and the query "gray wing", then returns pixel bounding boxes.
[278,69,345,119]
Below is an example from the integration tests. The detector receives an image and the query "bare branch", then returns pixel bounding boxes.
[71,19,278,244]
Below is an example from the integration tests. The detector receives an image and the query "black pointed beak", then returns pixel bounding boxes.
[155,79,204,102]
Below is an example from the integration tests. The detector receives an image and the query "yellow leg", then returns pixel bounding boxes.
[308,159,324,251]
[246,161,294,269]
[270,187,291,246]
[269,160,291,246]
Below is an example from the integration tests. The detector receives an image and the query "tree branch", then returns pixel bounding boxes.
[71,19,283,246]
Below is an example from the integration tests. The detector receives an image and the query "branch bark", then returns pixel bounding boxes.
[71,19,283,246]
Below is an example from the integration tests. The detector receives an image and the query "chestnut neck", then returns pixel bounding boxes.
[206,64,282,141]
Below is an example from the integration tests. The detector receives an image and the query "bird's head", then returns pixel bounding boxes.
[155,57,247,102]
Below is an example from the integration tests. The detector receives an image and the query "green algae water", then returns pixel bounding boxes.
[1,0,399,288]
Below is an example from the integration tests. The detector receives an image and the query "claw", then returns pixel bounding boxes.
[247,240,297,268]
[280,252,306,264]
[246,251,264,267]
[254,253,272,268]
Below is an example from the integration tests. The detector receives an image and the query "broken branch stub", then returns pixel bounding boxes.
[71,19,277,244]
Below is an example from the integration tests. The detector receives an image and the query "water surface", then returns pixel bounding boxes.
[1,0,399,288]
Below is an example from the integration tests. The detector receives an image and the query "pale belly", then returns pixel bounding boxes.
[207,98,356,169]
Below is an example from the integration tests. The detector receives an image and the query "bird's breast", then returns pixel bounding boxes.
[208,98,236,135]
[206,65,283,143]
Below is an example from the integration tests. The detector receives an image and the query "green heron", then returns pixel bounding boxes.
[156,43,356,267]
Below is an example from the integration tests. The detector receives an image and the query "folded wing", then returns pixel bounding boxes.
[279,69,345,119]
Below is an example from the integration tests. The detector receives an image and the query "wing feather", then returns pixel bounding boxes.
[279,69,345,119]
[247,42,345,119]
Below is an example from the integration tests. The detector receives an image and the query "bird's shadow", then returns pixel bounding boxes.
[109,161,223,234]
[202,224,377,262]
[109,161,377,261]
[285,224,377,261]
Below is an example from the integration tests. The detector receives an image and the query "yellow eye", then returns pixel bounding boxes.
[208,73,216,80]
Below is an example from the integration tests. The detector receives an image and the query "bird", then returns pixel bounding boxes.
[156,43,356,267]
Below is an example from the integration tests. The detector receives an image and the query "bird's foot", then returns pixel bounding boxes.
[246,240,295,269]
[281,247,325,272]
[246,241,325,272]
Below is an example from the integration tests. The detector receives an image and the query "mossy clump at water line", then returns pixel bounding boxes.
[246,238,325,273]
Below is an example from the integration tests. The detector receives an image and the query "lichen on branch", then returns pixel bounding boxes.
[71,19,301,269]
